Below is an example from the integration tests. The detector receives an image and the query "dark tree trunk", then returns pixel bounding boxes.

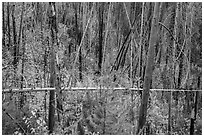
[190,117,195,135]
[56,75,63,122]
[79,49,82,81]
[138,3,144,83]
[44,46,47,123]
[56,55,63,122]
[12,4,18,70]
[48,2,57,134]
[19,4,25,109]
[98,2,104,75]
[74,3,83,81]
[48,41,56,134]
[2,3,5,48]
[167,91,172,134]
[137,2,159,134]
[7,2,11,49]
[20,27,25,108]
[190,90,198,135]
[17,3,24,46]
[177,56,183,89]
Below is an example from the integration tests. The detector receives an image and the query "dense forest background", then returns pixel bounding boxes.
[2,2,202,135]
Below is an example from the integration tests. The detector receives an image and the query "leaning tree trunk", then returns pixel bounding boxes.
[137,2,159,134]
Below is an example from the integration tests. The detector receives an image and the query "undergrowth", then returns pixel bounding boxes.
[2,70,202,135]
